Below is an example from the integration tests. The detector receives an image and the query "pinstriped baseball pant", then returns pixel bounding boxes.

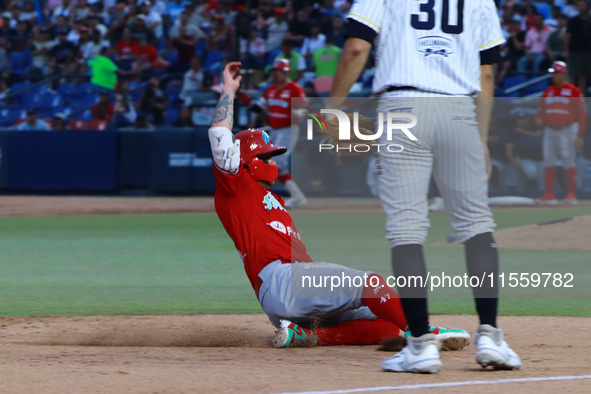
[377,93,496,247]
[268,126,299,176]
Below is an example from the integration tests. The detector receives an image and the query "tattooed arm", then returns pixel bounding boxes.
[211,62,242,130]
[211,93,235,130]
[209,62,243,173]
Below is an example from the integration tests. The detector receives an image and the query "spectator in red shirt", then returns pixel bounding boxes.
[133,36,168,74]
[92,92,114,121]
[115,27,139,72]
[116,28,139,61]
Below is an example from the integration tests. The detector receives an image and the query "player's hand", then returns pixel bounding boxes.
[483,144,492,179]
[575,136,584,151]
[222,62,242,95]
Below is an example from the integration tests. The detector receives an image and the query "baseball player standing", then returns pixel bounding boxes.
[252,58,308,207]
[536,61,586,205]
[327,0,521,373]
[208,62,469,349]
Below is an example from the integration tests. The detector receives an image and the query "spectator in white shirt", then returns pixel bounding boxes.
[302,23,326,66]
[30,28,55,72]
[180,56,204,106]
[67,22,87,45]
[16,109,51,131]
[164,0,190,26]
[150,0,167,15]
[82,29,109,60]
[240,29,267,70]
[73,0,91,21]
[545,5,562,29]
[88,14,108,38]
[20,1,39,23]
[1,12,16,29]
[265,8,289,53]
[563,0,579,17]
[169,10,205,66]
[52,0,72,22]
[139,0,163,39]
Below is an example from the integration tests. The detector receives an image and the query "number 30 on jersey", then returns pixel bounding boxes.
[411,0,464,34]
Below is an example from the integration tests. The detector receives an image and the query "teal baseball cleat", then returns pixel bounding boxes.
[271,319,317,348]
[404,324,470,351]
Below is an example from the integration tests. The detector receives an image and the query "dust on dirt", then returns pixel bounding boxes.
[1,314,590,393]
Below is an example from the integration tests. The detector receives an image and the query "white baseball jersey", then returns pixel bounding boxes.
[348,0,505,95]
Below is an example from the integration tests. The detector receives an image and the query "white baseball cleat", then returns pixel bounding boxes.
[382,333,442,374]
[564,194,578,205]
[474,324,521,370]
[536,193,557,205]
[429,197,446,211]
[285,195,307,208]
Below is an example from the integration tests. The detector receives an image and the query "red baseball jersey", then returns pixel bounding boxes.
[116,40,139,57]
[262,81,307,129]
[213,165,312,296]
[538,83,586,135]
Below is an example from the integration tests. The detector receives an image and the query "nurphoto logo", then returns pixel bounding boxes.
[304,108,418,153]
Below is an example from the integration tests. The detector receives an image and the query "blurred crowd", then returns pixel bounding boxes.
[1,0,591,130]
[496,0,591,94]
[0,0,352,130]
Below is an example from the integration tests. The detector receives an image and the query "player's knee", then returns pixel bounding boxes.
[458,220,496,243]
[386,231,427,248]
[362,273,391,299]
[453,216,496,244]
[465,231,495,247]
[365,273,386,289]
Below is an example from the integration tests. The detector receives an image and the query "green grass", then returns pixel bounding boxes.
[0,205,589,317]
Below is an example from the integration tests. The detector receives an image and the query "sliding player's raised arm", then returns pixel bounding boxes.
[209,62,243,173]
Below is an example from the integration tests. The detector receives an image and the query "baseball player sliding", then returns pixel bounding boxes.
[327,0,521,373]
[208,62,469,349]
[251,58,307,207]
[537,61,586,205]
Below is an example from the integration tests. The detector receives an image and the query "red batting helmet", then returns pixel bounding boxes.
[272,58,290,72]
[235,129,287,182]
[548,61,567,74]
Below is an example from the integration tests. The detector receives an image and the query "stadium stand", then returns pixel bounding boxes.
[0,0,589,184]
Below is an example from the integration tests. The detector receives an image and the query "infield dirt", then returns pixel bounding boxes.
[1,314,590,393]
